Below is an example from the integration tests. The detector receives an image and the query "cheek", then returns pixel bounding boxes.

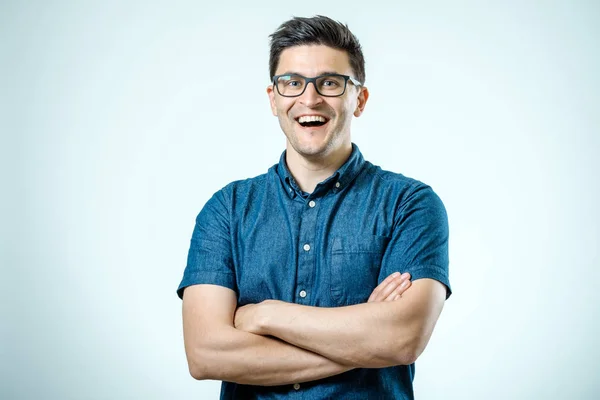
[345,97,358,113]
[333,99,354,119]
[276,107,295,129]
[276,100,295,119]
[334,105,352,124]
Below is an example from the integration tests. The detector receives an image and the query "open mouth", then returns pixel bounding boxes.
[295,115,329,128]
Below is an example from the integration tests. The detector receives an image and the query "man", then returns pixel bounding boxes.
[177,15,451,399]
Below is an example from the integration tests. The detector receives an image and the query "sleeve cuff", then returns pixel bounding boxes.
[176,271,237,300]
[405,265,452,300]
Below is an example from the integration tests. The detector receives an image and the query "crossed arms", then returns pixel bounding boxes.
[181,272,446,386]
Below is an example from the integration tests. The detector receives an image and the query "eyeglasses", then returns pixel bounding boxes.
[272,73,362,97]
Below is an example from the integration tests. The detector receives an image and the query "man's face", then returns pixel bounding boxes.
[267,45,368,159]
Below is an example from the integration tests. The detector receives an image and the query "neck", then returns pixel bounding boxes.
[285,142,353,194]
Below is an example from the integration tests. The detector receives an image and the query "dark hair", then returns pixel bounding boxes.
[268,15,366,84]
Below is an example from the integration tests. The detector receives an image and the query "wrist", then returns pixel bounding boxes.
[257,299,282,335]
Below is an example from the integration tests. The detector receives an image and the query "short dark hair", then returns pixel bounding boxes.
[268,15,366,84]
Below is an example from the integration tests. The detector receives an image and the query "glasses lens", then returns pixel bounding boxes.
[316,75,346,96]
[276,75,306,97]
[275,74,347,97]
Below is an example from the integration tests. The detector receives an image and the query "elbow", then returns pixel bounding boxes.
[187,339,237,382]
[185,328,234,381]
[189,367,204,381]
[186,341,218,381]
[185,328,243,382]
[394,348,419,366]
[189,365,205,381]
[393,336,428,366]
[358,341,419,368]
[187,353,209,380]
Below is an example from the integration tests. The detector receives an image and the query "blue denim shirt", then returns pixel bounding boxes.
[177,143,451,399]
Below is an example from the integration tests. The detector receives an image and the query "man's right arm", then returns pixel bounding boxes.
[182,272,411,386]
[182,284,353,386]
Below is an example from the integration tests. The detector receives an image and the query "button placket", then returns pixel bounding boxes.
[295,194,320,304]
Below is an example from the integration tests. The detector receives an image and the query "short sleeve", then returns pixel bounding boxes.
[379,183,452,299]
[176,188,237,300]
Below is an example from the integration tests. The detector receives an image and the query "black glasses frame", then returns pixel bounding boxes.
[271,73,362,97]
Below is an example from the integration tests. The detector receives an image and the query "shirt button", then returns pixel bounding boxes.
[309,200,316,208]
[293,383,300,390]
[299,290,307,298]
[303,243,311,251]
[335,182,341,188]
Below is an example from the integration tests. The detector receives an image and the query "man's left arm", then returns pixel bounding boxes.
[235,278,445,368]
[236,183,451,368]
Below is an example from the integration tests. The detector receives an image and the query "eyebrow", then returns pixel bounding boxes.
[278,71,341,77]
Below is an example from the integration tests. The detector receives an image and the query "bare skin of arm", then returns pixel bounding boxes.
[234,277,445,368]
[182,272,411,386]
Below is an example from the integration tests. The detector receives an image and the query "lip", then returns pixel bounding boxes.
[294,114,331,132]
[294,113,330,120]
[295,118,330,131]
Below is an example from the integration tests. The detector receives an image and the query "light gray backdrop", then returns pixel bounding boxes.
[2,0,599,399]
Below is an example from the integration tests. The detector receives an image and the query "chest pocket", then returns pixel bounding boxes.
[330,235,389,306]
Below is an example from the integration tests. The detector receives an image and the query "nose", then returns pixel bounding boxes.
[298,81,323,108]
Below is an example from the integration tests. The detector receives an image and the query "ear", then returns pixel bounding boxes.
[267,85,278,116]
[354,86,369,117]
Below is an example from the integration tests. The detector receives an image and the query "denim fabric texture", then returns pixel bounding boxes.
[177,143,451,399]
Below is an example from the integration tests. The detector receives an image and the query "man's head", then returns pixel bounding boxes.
[267,16,369,159]
[269,16,366,85]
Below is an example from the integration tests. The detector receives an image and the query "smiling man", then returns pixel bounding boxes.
[177,15,452,399]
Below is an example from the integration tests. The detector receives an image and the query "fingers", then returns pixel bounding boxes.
[368,272,411,302]
[383,278,411,301]
[368,272,400,302]
[376,273,409,301]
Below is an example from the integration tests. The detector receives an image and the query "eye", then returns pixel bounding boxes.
[323,80,339,87]
[286,80,302,87]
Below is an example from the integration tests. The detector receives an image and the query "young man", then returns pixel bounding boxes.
[177,15,451,399]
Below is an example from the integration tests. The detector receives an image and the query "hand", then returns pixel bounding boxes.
[234,301,272,335]
[367,272,411,302]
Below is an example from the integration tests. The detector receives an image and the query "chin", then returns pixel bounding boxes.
[290,136,332,157]
[297,146,328,158]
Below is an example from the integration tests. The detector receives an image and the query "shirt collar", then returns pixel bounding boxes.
[275,143,366,200]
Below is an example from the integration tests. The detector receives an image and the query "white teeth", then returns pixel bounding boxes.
[298,115,327,123]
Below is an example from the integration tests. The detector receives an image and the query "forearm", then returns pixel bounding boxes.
[259,300,418,368]
[190,324,354,386]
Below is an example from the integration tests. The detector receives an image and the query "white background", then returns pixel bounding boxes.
[2,1,599,399]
